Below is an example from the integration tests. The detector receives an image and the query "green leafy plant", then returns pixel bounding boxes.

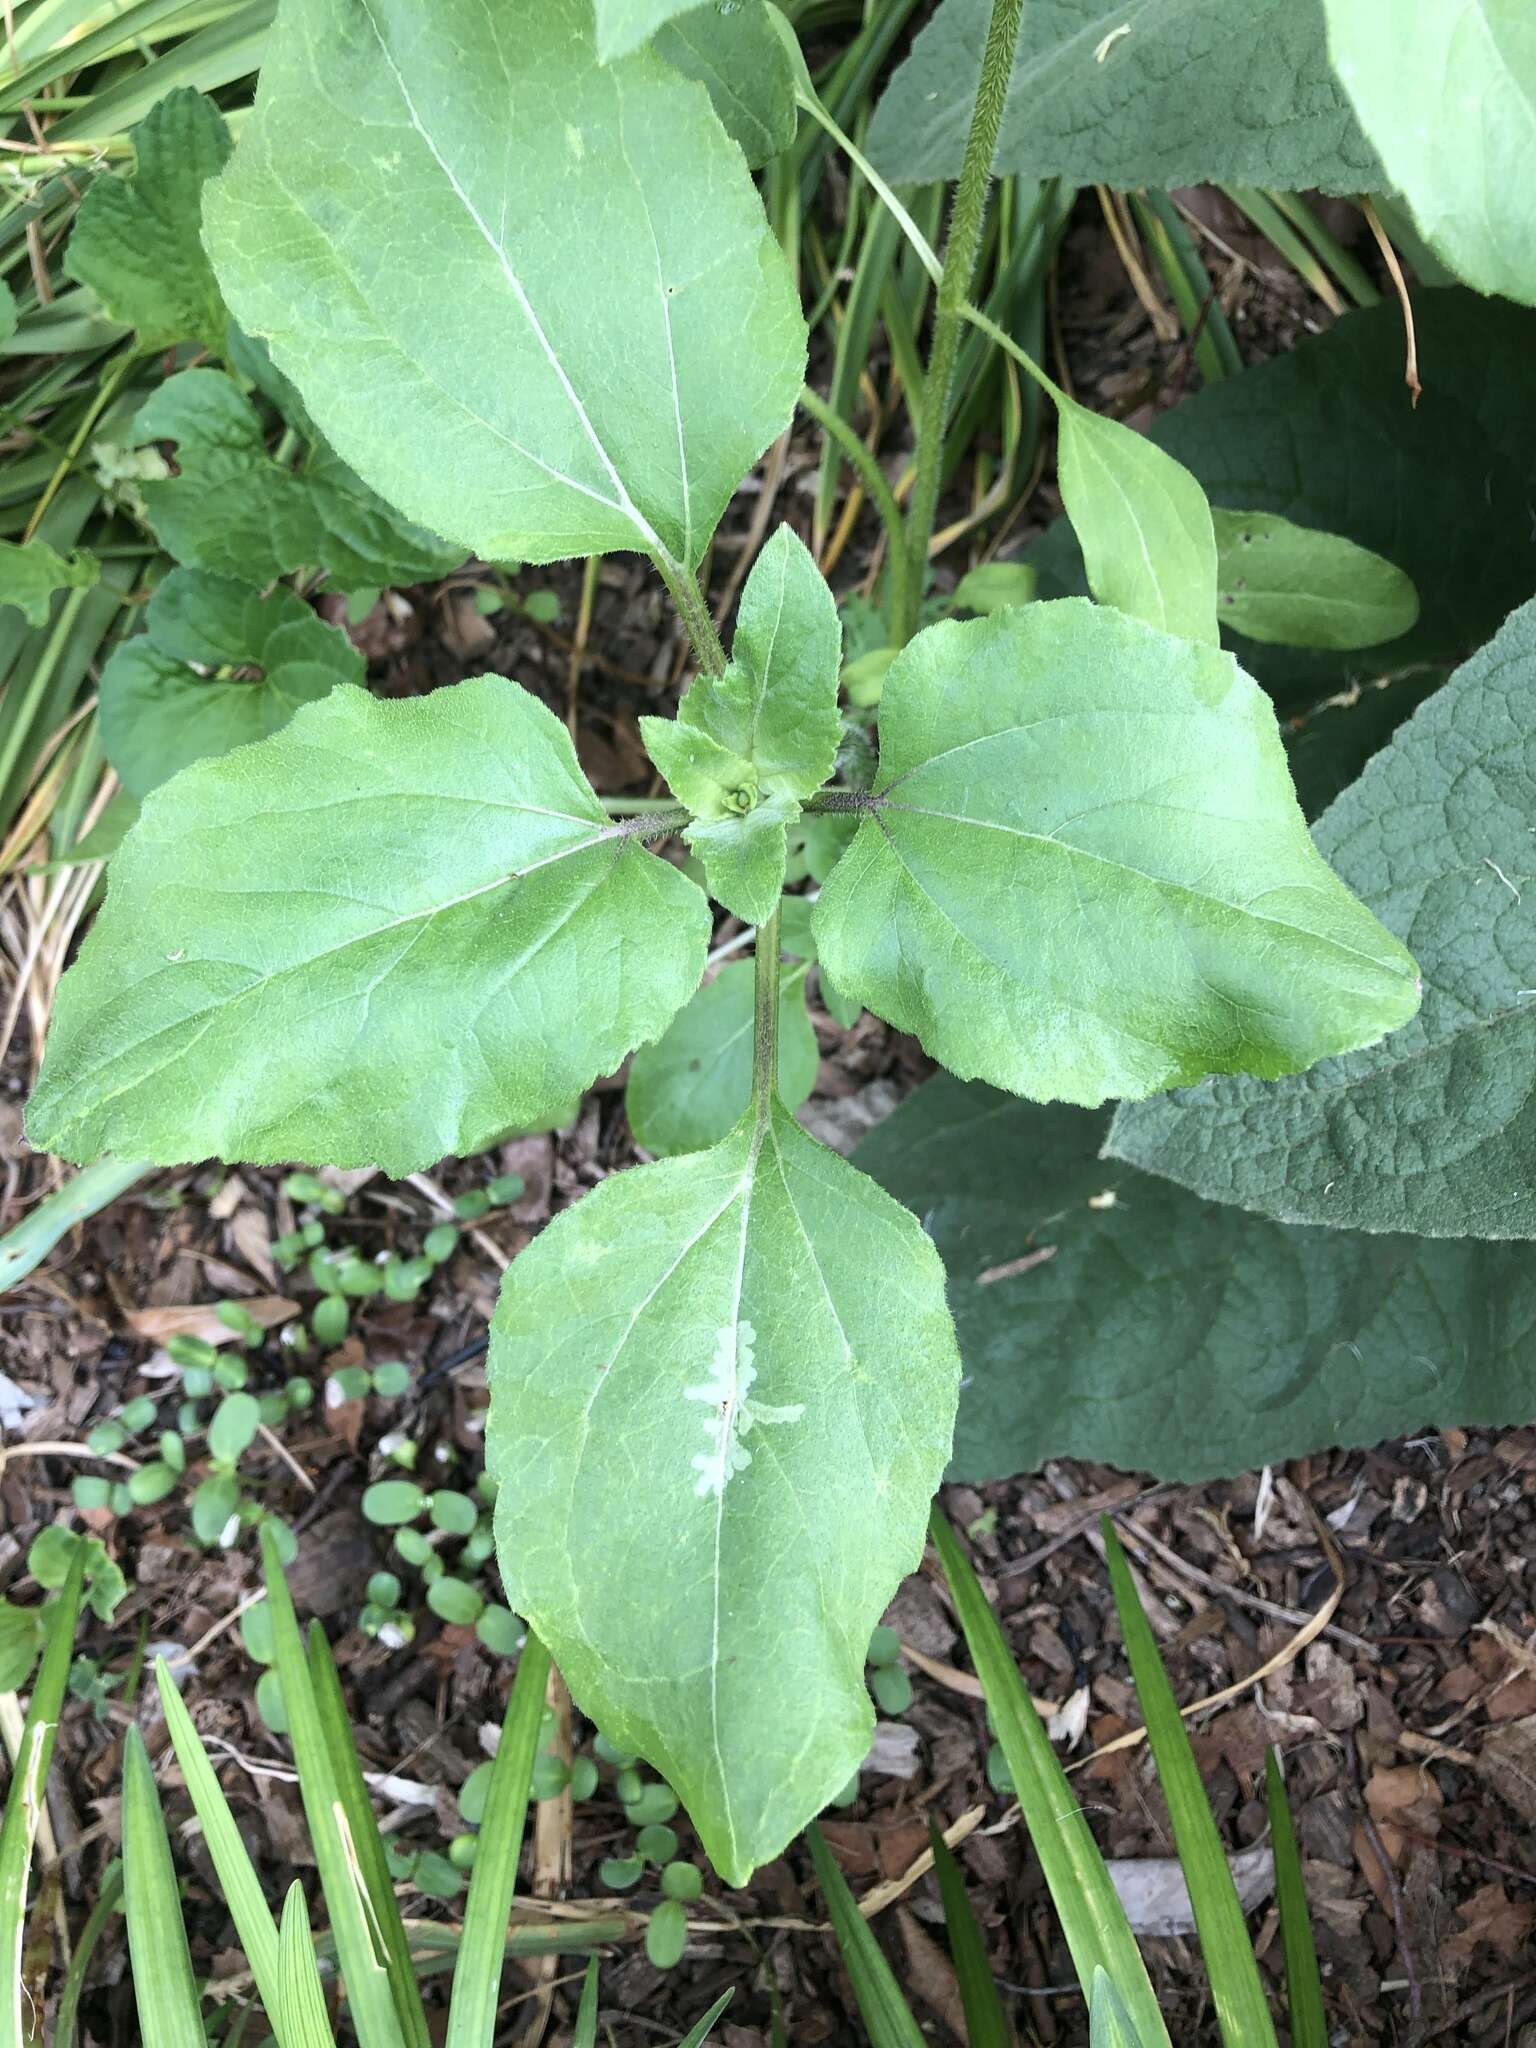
[24,0,1536,1908]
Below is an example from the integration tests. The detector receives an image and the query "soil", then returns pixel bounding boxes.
[6,188,1528,2048]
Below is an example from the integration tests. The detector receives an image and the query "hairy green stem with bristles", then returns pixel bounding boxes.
[896,0,1025,646]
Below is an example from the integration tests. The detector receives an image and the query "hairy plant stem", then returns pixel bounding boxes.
[751,902,782,1123]
[896,0,1025,646]
[797,383,912,640]
[653,551,728,678]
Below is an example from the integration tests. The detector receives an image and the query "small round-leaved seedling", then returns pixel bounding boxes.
[599,1855,645,1892]
[636,1823,678,1866]
[660,1860,702,1902]
[646,1899,687,1970]
[475,1604,523,1656]
[427,1577,484,1627]
[363,1480,427,1527]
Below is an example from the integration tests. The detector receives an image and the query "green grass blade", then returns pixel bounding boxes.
[1264,1750,1326,2048]
[926,1817,1008,2048]
[929,1509,1170,2047]
[805,1824,926,2048]
[1089,1966,1150,2047]
[0,1543,85,2048]
[121,1725,204,2048]
[1102,1522,1277,2048]
[279,1882,339,2048]
[442,1631,551,2048]
[55,1859,123,2048]
[305,1627,430,2048]
[155,1656,282,2021]
[675,1989,733,2048]
[258,1525,407,2048]
[571,1957,600,2048]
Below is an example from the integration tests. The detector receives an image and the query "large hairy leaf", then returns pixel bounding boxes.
[203,0,805,576]
[63,88,230,350]
[489,1100,959,1884]
[813,601,1420,1109]
[1327,0,1536,307]
[134,372,461,593]
[28,676,710,1174]
[594,0,695,61]
[1109,598,1536,1238]
[857,1074,1536,1483]
[867,0,1381,193]
[1027,291,1536,707]
[100,570,363,797]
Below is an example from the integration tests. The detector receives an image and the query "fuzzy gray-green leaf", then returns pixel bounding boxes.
[867,0,1381,193]
[488,1103,959,1885]
[28,676,710,1173]
[814,601,1419,1110]
[1109,597,1536,1237]
[859,1073,1536,1484]
[203,0,805,574]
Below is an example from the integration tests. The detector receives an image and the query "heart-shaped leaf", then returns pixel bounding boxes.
[203,0,805,575]
[814,600,1420,1108]
[29,676,710,1173]
[488,1100,959,1884]
[1109,596,1536,1236]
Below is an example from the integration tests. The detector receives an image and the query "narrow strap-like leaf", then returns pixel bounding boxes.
[443,1631,551,2048]
[926,1816,1009,2048]
[805,1824,927,2048]
[675,1988,733,2048]
[279,1882,340,2048]
[928,1508,1170,2045]
[1265,1750,1326,2048]
[571,1957,601,2048]
[1102,1522,1278,2048]
[1089,1966,1151,2046]
[122,1725,204,2048]
[0,1547,87,2048]
[155,1657,282,2020]
[259,1524,408,2048]
[305,1626,430,2048]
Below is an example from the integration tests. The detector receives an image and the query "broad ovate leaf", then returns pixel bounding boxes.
[63,88,230,350]
[642,525,841,919]
[134,372,461,592]
[859,1073,1536,1485]
[813,601,1420,1109]
[28,676,710,1173]
[0,539,98,626]
[868,0,1381,194]
[1213,509,1418,650]
[100,570,363,797]
[1109,597,1536,1237]
[488,1100,959,1884]
[1327,0,1536,308]
[594,0,696,61]
[654,2,798,167]
[203,0,806,575]
[627,959,819,1155]
[1055,401,1218,645]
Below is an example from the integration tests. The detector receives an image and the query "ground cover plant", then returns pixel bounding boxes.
[3,0,1536,2038]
